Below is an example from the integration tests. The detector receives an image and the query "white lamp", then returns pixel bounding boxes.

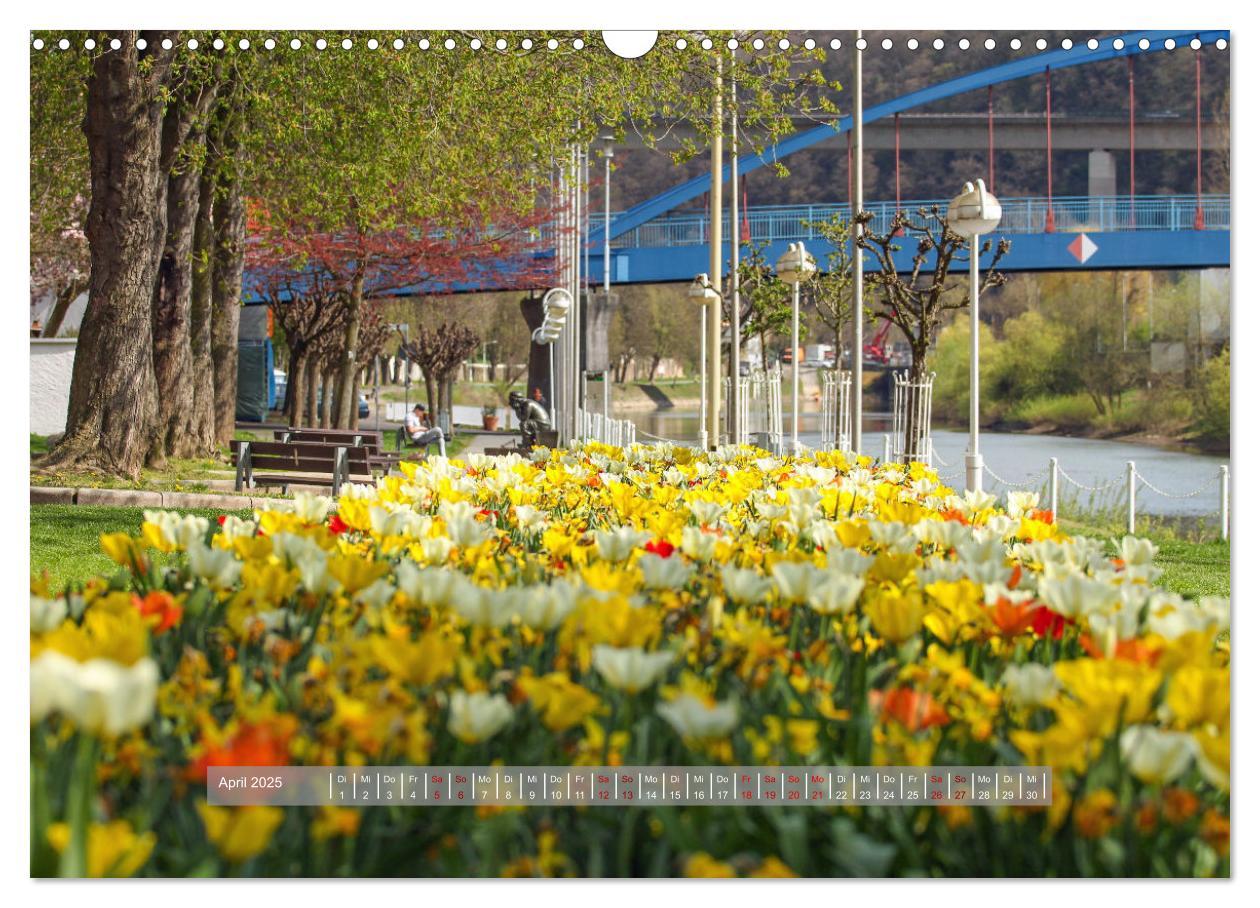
[946,180,1002,493]
[688,273,720,304]
[774,243,817,454]
[687,274,721,449]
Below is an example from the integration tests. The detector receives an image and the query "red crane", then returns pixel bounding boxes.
[864,315,895,364]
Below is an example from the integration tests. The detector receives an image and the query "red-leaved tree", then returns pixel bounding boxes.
[245,201,555,429]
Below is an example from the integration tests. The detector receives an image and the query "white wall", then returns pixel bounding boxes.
[30,338,76,436]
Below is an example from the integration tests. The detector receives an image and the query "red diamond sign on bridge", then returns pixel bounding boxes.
[1068,233,1098,264]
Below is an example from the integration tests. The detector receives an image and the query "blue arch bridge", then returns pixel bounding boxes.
[585,27,1230,285]
[592,194,1228,284]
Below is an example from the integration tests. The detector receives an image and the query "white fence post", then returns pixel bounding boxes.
[1220,464,1230,541]
[1126,461,1137,534]
[1049,457,1059,523]
[882,434,891,464]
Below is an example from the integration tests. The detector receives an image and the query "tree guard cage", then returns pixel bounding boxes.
[728,368,784,452]
[891,370,935,463]
[819,369,853,452]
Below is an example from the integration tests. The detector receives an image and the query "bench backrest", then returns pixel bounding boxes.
[273,428,386,454]
[230,439,372,475]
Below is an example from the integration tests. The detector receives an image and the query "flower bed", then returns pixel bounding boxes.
[30,443,1230,877]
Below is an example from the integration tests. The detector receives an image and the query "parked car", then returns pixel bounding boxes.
[273,369,287,411]
[314,390,371,419]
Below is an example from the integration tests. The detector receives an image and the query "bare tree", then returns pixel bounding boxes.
[857,206,1009,455]
[400,322,480,430]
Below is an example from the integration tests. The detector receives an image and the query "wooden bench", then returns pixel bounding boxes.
[230,440,373,495]
[275,428,417,474]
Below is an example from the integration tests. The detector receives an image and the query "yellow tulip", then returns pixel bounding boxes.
[47,819,155,877]
[197,802,285,864]
[865,586,927,645]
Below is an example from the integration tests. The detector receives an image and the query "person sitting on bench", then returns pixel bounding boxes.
[399,403,446,456]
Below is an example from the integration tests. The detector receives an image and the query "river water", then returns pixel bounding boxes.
[626,409,1230,518]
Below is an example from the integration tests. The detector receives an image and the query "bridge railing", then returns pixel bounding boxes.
[605,194,1229,249]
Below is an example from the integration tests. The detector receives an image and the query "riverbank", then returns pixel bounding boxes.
[934,415,1229,458]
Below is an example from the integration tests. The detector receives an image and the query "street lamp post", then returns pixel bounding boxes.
[534,288,574,429]
[774,242,817,455]
[601,135,615,423]
[946,179,1002,493]
[689,274,722,449]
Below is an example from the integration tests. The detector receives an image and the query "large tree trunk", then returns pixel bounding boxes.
[152,82,218,463]
[333,269,364,429]
[189,161,217,451]
[210,173,245,446]
[41,33,176,478]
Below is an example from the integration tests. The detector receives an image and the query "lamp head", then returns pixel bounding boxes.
[541,287,573,318]
[774,241,817,284]
[688,273,720,304]
[946,178,1002,237]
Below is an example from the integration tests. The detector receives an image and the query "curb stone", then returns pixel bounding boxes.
[30,486,76,504]
[74,488,165,508]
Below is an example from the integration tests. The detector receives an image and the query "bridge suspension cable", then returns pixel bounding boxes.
[1044,67,1055,233]
[1195,43,1205,230]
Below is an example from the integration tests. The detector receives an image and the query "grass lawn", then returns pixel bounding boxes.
[31,505,252,591]
[1145,536,1231,599]
[1061,518,1230,599]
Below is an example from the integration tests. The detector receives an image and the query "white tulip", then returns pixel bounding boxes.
[594,527,651,562]
[770,561,820,604]
[592,645,674,693]
[1038,574,1118,619]
[639,554,694,590]
[143,510,210,550]
[719,565,773,606]
[447,690,514,744]
[680,526,720,562]
[657,694,739,740]
[187,541,242,590]
[807,573,865,616]
[30,595,68,634]
[826,548,874,576]
[1120,725,1197,784]
[513,505,548,532]
[31,651,160,737]
[687,499,727,527]
[1000,663,1060,708]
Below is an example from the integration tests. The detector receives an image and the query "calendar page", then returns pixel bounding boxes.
[26,15,1231,889]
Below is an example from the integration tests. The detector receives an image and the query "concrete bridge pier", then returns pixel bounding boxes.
[1089,149,1118,226]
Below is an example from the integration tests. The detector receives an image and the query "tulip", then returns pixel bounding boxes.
[1120,725,1197,784]
[657,694,739,740]
[1000,663,1060,708]
[31,651,159,737]
[807,573,865,616]
[719,565,773,606]
[638,554,693,591]
[447,689,514,744]
[770,561,819,604]
[591,645,674,693]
